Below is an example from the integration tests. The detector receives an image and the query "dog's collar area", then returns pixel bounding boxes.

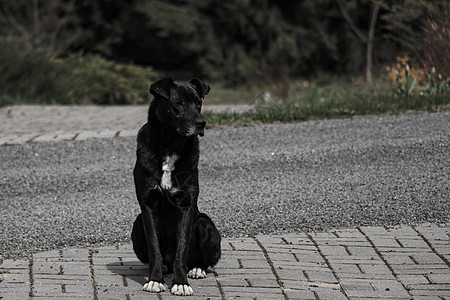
[161,154,179,190]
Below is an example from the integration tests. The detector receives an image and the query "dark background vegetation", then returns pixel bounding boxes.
[0,0,448,109]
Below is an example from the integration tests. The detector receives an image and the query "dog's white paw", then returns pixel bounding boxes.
[143,281,165,293]
[171,284,193,296]
[188,268,207,279]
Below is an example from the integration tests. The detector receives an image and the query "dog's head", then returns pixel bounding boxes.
[149,78,210,137]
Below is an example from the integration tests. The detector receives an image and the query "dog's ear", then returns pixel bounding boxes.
[189,78,210,99]
[149,78,173,100]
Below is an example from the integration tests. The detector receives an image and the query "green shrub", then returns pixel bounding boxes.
[64,54,158,105]
[422,67,450,95]
[0,38,158,106]
[395,65,417,97]
[0,39,69,104]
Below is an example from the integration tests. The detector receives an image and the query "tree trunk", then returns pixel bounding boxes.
[366,3,380,83]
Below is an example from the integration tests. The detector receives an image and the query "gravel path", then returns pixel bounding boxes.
[1,111,449,258]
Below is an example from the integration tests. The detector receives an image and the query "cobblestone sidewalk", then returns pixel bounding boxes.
[0,105,251,146]
[1,223,449,300]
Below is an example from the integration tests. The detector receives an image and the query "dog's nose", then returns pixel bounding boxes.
[196,120,206,128]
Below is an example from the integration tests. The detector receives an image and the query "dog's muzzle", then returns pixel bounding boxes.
[196,120,206,137]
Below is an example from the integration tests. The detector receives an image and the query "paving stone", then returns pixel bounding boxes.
[412,253,447,264]
[0,260,30,269]
[394,238,430,248]
[59,262,92,275]
[246,277,279,288]
[318,245,353,257]
[434,246,450,255]
[264,246,317,254]
[337,272,395,280]
[255,235,289,245]
[116,129,137,137]
[33,274,91,282]
[275,260,329,270]
[390,264,448,275]
[282,279,340,290]
[219,250,266,259]
[331,263,365,274]
[409,288,450,297]
[408,283,450,291]
[340,278,411,298]
[367,237,403,248]
[384,226,420,237]
[345,246,378,257]
[314,287,348,300]
[0,134,39,145]
[215,268,273,276]
[1,225,449,299]
[214,257,244,270]
[266,252,299,262]
[0,292,31,299]
[357,263,392,275]
[33,262,66,275]
[223,292,286,300]
[415,223,449,240]
[383,253,435,265]
[221,285,283,295]
[276,268,309,281]
[284,288,317,299]
[358,226,389,236]
[33,250,61,259]
[0,271,29,283]
[275,262,330,272]
[95,273,126,288]
[331,228,365,238]
[310,235,368,247]
[305,270,338,284]
[0,283,31,292]
[412,296,447,300]
[397,274,430,285]
[220,241,235,252]
[226,239,262,252]
[278,234,313,244]
[427,273,450,284]
[33,282,92,297]
[239,258,270,269]
[265,244,317,251]
[326,257,383,265]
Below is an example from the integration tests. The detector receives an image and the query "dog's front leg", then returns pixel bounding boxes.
[171,206,194,296]
[141,204,165,292]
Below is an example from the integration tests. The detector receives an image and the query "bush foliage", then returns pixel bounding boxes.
[0,38,158,106]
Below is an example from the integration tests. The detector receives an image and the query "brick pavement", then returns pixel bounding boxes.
[1,223,449,299]
[0,105,251,146]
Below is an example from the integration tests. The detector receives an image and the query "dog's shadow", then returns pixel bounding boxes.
[107,260,145,286]
[106,260,179,289]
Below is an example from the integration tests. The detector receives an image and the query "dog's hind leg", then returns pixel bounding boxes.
[187,213,221,279]
[131,213,148,263]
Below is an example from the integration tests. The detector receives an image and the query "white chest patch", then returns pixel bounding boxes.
[161,154,179,190]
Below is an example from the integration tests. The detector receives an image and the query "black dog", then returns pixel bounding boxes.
[131,78,221,296]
